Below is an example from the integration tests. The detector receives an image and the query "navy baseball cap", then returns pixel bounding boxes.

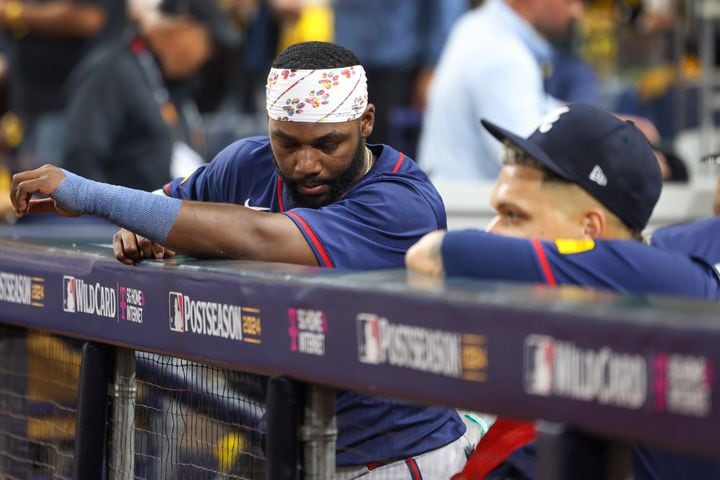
[481,104,662,232]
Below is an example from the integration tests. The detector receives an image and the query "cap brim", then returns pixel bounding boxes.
[480,119,569,180]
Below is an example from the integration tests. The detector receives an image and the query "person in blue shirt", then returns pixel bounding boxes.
[333,0,467,152]
[651,217,720,273]
[419,0,583,180]
[406,103,720,479]
[10,41,470,478]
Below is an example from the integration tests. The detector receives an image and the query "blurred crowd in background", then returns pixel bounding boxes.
[0,0,716,220]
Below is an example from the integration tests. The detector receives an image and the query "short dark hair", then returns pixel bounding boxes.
[272,41,361,69]
[501,142,569,184]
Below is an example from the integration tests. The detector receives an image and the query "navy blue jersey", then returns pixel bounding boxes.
[164,136,463,465]
[165,136,447,270]
[652,217,720,271]
[442,230,719,300]
[442,230,720,479]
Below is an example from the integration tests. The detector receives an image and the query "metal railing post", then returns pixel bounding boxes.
[108,348,136,480]
[301,384,337,479]
[73,342,114,480]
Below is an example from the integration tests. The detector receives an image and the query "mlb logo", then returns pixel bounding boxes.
[63,276,76,313]
[524,335,554,396]
[357,313,384,365]
[169,292,185,332]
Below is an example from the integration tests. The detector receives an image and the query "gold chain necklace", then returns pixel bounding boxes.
[363,145,374,176]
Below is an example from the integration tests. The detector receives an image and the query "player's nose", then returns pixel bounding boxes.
[294,147,323,177]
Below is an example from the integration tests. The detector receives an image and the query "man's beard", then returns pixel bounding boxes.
[276,139,366,209]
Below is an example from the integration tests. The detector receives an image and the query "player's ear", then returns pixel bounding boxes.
[360,104,375,139]
[581,209,606,239]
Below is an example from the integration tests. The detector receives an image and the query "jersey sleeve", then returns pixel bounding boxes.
[284,180,445,269]
[163,139,255,202]
[651,217,720,267]
[444,231,720,299]
[441,230,547,283]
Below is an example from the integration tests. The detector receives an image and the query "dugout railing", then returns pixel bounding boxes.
[1,230,719,479]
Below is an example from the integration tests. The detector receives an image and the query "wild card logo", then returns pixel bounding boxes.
[524,334,647,410]
[62,276,116,318]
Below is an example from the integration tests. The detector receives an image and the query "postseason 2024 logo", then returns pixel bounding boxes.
[356,313,477,379]
[168,291,262,344]
[0,270,44,308]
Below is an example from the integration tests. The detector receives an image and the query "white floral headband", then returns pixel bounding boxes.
[266,66,368,123]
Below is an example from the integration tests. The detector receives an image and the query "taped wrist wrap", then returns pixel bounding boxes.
[53,170,182,244]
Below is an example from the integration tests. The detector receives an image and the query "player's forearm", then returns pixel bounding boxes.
[52,171,181,244]
[43,170,316,265]
[166,202,318,265]
[165,202,268,259]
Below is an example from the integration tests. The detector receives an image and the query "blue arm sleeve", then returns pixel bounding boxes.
[53,171,181,244]
[441,230,544,282]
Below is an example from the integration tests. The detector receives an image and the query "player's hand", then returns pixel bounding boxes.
[11,165,80,218]
[405,230,446,277]
[113,228,176,265]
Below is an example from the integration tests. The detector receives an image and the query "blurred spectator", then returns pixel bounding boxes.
[418,0,582,180]
[332,0,467,152]
[133,0,232,158]
[546,40,602,107]
[272,0,332,52]
[618,114,688,182]
[225,1,279,115]
[1,0,127,170]
[62,15,211,190]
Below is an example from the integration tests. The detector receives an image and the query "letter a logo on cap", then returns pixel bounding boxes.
[589,165,608,186]
[538,106,570,133]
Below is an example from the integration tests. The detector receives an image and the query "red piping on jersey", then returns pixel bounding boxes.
[452,418,537,480]
[392,152,405,173]
[276,177,285,212]
[405,458,423,480]
[286,211,334,268]
[531,237,557,286]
